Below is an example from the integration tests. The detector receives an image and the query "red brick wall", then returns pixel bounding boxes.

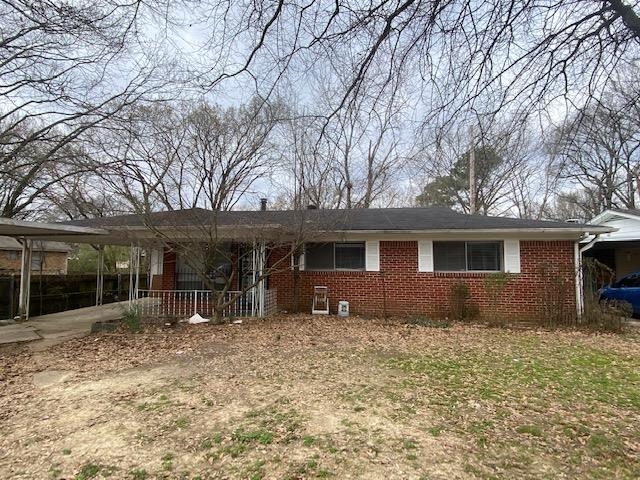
[161,249,176,290]
[268,240,577,319]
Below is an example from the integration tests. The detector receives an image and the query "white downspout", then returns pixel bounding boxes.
[576,234,601,318]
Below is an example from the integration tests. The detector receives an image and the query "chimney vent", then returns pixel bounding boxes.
[260,198,267,211]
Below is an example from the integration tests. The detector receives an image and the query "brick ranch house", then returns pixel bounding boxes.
[64,207,611,321]
[0,237,70,275]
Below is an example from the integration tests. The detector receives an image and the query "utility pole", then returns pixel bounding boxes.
[469,125,476,215]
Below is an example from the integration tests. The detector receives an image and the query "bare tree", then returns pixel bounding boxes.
[546,189,604,221]
[193,1,640,129]
[0,0,174,219]
[330,102,405,208]
[285,114,342,209]
[181,98,283,210]
[552,79,640,214]
[0,119,93,218]
[277,89,407,210]
[62,98,282,217]
[508,157,562,220]
[69,98,289,320]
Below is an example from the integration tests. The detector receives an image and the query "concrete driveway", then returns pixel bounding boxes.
[0,301,129,349]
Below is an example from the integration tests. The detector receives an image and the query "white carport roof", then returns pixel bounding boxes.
[0,218,109,243]
[0,218,125,321]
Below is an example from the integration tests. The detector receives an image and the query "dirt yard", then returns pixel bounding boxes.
[1,316,639,480]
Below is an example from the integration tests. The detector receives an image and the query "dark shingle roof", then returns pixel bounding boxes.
[65,206,603,233]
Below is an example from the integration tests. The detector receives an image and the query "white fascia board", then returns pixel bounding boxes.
[590,210,640,224]
[0,218,109,237]
[309,227,613,241]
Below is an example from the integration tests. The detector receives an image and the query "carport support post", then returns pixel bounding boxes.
[257,240,266,317]
[96,245,104,306]
[128,243,141,305]
[251,240,257,317]
[17,238,33,320]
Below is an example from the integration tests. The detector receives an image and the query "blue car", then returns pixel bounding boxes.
[599,272,640,315]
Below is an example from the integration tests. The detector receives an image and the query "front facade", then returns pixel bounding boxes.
[122,207,609,321]
[268,239,576,319]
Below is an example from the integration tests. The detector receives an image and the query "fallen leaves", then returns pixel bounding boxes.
[0,315,638,479]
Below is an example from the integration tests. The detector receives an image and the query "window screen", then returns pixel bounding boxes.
[305,243,334,270]
[433,242,466,271]
[176,244,232,290]
[305,242,365,270]
[434,241,502,272]
[467,242,502,271]
[335,243,365,270]
[31,253,43,270]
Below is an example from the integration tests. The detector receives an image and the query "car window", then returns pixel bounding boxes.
[617,275,640,287]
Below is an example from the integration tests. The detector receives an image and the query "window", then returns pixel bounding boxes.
[433,241,502,272]
[6,251,19,261]
[305,243,334,270]
[31,253,43,270]
[305,242,365,271]
[335,243,366,270]
[617,274,640,288]
[176,245,232,290]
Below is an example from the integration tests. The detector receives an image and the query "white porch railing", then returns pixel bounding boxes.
[135,289,277,319]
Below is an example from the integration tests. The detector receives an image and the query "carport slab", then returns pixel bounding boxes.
[0,301,130,348]
[0,324,41,344]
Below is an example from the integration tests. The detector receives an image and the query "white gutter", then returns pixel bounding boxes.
[575,234,601,318]
[325,227,615,235]
[74,224,616,236]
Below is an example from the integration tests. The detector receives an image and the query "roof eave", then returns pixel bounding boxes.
[327,227,615,235]
[590,209,640,224]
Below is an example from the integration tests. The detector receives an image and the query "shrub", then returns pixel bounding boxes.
[582,296,631,333]
[534,262,575,327]
[579,258,629,333]
[483,272,511,327]
[123,306,142,333]
[449,282,479,321]
[404,315,451,328]
[533,258,629,333]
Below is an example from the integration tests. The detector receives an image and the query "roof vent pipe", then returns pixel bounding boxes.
[260,198,267,211]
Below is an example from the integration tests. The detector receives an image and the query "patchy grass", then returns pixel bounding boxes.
[129,468,148,480]
[1,316,639,479]
[73,463,117,479]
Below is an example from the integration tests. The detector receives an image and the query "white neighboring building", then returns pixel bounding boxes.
[586,209,640,279]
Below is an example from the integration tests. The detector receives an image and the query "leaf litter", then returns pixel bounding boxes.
[0,315,639,479]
